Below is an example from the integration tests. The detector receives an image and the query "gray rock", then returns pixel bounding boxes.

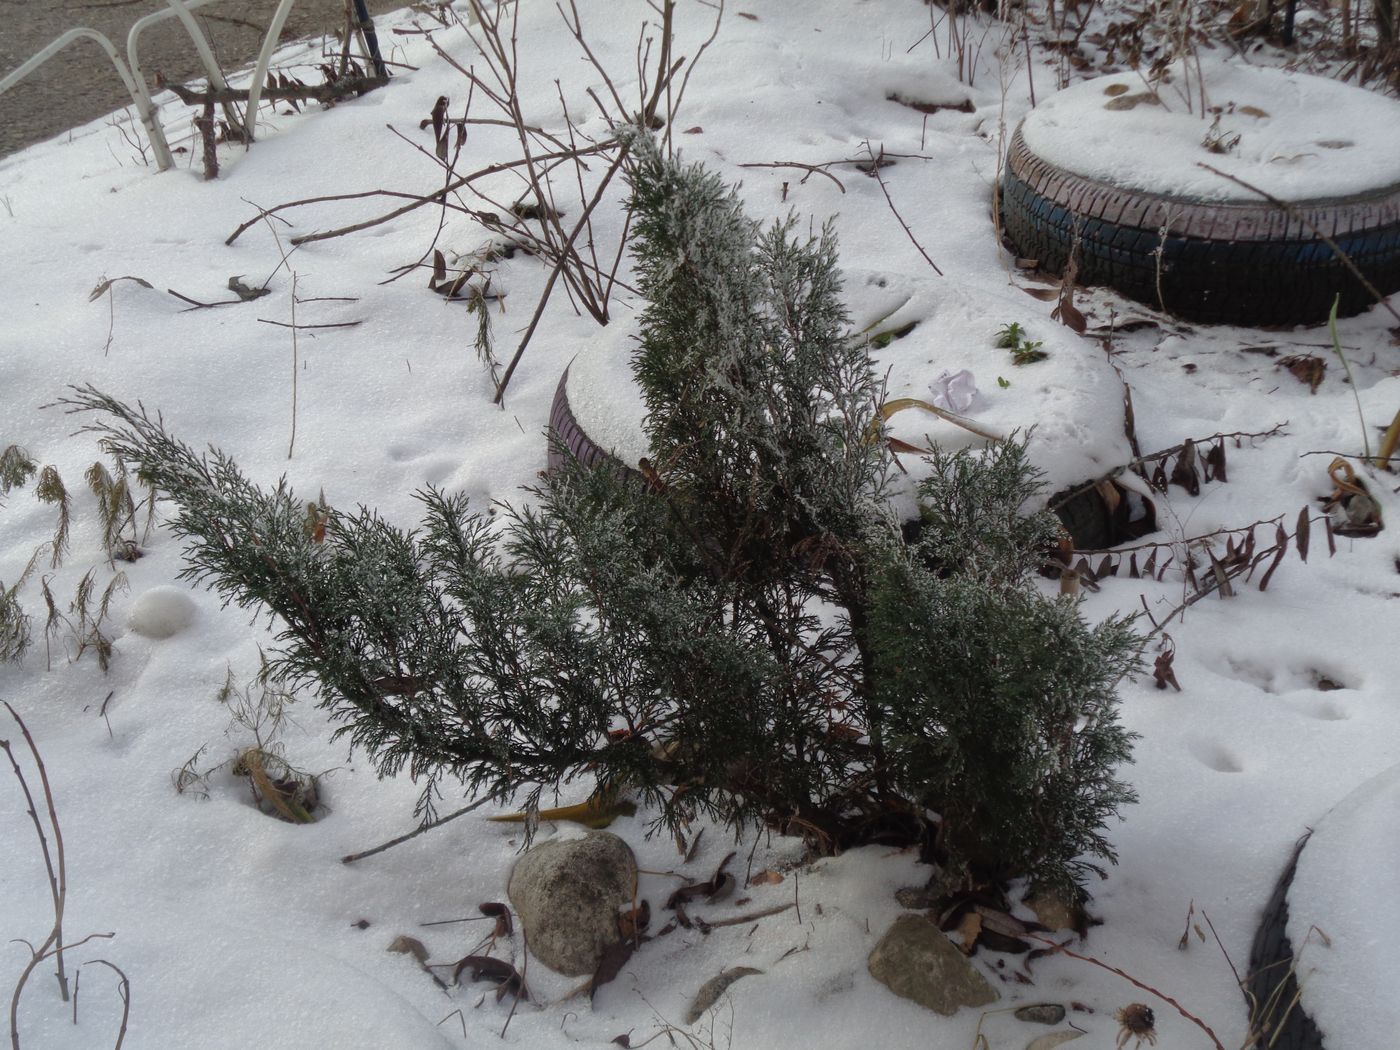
[508,831,638,976]
[1015,1003,1067,1025]
[867,913,999,1015]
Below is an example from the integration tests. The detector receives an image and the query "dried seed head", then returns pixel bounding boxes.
[1114,1002,1158,1048]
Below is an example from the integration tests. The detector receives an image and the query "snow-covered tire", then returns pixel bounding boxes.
[1000,126,1400,326]
[549,366,1132,547]
[1246,833,1324,1050]
[547,367,641,478]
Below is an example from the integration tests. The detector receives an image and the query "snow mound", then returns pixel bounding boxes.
[1288,762,1400,1050]
[1020,62,1400,201]
[127,586,198,639]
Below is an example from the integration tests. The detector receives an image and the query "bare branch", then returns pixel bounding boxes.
[863,142,944,276]
[341,794,495,864]
[224,144,613,246]
[737,161,846,194]
[159,75,387,106]
[493,146,632,404]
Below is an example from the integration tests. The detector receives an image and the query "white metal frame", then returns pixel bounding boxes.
[0,0,299,172]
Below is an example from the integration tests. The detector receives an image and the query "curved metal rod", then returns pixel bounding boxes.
[127,0,241,151]
[156,0,248,136]
[0,27,174,170]
[242,0,299,143]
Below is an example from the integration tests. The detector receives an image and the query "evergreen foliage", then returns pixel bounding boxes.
[872,445,1139,894]
[69,133,1141,893]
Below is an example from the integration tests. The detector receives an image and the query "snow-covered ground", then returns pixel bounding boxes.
[2,2,1398,1048]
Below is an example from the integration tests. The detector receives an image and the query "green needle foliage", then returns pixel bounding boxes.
[68,132,1139,894]
[873,442,1140,891]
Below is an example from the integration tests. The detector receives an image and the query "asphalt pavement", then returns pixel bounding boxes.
[0,0,409,157]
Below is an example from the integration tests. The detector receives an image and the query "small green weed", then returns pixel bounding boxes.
[995,322,1048,365]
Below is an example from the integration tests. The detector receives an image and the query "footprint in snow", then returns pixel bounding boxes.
[1186,737,1245,774]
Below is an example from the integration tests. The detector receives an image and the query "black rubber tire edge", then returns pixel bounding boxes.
[547,366,641,479]
[1001,126,1400,326]
[1245,831,1325,1050]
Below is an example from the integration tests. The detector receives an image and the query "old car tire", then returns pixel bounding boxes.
[1245,833,1325,1050]
[1000,126,1400,326]
[548,367,642,479]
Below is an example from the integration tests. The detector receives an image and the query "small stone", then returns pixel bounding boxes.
[868,913,998,1016]
[1015,1003,1067,1025]
[508,831,637,976]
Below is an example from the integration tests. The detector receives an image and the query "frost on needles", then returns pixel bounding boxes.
[68,131,1140,897]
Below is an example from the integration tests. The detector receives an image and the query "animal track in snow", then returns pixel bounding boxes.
[1210,656,1356,695]
[1187,737,1245,773]
[1290,698,1351,722]
[417,456,458,485]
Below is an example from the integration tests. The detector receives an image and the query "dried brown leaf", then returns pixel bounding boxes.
[1281,355,1326,393]
[227,276,270,301]
[887,436,927,455]
[1205,440,1227,482]
[973,905,1030,940]
[1053,296,1088,333]
[1153,648,1181,691]
[88,275,153,301]
[684,827,705,864]
[1258,539,1287,592]
[978,928,1032,953]
[1295,506,1311,562]
[591,939,635,1002]
[1208,552,1234,598]
[388,935,429,963]
[430,95,449,160]
[954,911,983,954]
[452,954,527,1000]
[685,967,763,1024]
[618,900,650,943]
[1170,439,1201,496]
[480,902,513,938]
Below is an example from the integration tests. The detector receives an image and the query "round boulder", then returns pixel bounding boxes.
[507,831,637,977]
